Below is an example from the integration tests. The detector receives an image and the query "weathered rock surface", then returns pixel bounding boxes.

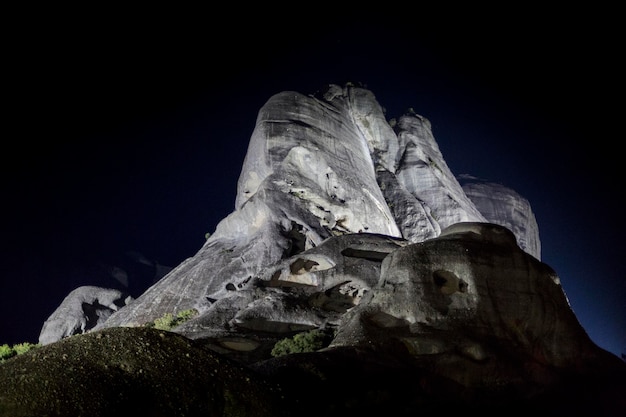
[98,84,493,331]
[331,223,612,378]
[13,83,624,416]
[174,232,409,362]
[38,286,133,345]
[459,174,541,259]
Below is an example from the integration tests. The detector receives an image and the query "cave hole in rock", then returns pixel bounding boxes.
[81,301,113,332]
[341,247,389,262]
[238,276,252,289]
[281,220,308,257]
[308,281,365,312]
[290,258,319,274]
[432,270,467,295]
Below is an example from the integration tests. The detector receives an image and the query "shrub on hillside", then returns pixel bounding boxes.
[0,342,40,362]
[271,328,334,357]
[148,308,199,331]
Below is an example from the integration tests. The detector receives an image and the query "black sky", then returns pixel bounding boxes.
[2,9,623,357]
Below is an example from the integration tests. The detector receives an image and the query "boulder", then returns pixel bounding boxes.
[39,286,133,345]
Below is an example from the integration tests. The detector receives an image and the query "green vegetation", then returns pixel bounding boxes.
[271,328,334,357]
[0,342,40,362]
[146,308,199,331]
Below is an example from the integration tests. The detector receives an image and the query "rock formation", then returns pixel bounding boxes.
[38,286,132,345]
[8,83,623,416]
[459,174,541,259]
[97,84,536,334]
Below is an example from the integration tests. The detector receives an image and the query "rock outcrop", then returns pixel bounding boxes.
[10,83,623,416]
[459,174,541,259]
[97,84,505,330]
[331,222,607,378]
[38,286,133,345]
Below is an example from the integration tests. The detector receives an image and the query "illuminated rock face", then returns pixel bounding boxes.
[459,174,541,260]
[94,85,551,352]
[27,83,626,415]
[38,286,132,345]
[98,83,537,332]
[331,223,595,371]
[84,85,547,348]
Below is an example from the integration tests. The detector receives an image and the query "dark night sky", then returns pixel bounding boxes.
[2,9,623,358]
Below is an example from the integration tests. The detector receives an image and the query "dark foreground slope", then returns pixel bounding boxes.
[1,326,624,417]
[0,327,291,417]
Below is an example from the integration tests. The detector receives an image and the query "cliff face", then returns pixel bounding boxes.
[95,84,537,331]
[15,83,626,416]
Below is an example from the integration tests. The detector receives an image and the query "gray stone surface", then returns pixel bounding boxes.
[173,233,409,360]
[332,223,599,373]
[72,84,600,366]
[97,84,497,331]
[459,174,541,259]
[38,286,132,345]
